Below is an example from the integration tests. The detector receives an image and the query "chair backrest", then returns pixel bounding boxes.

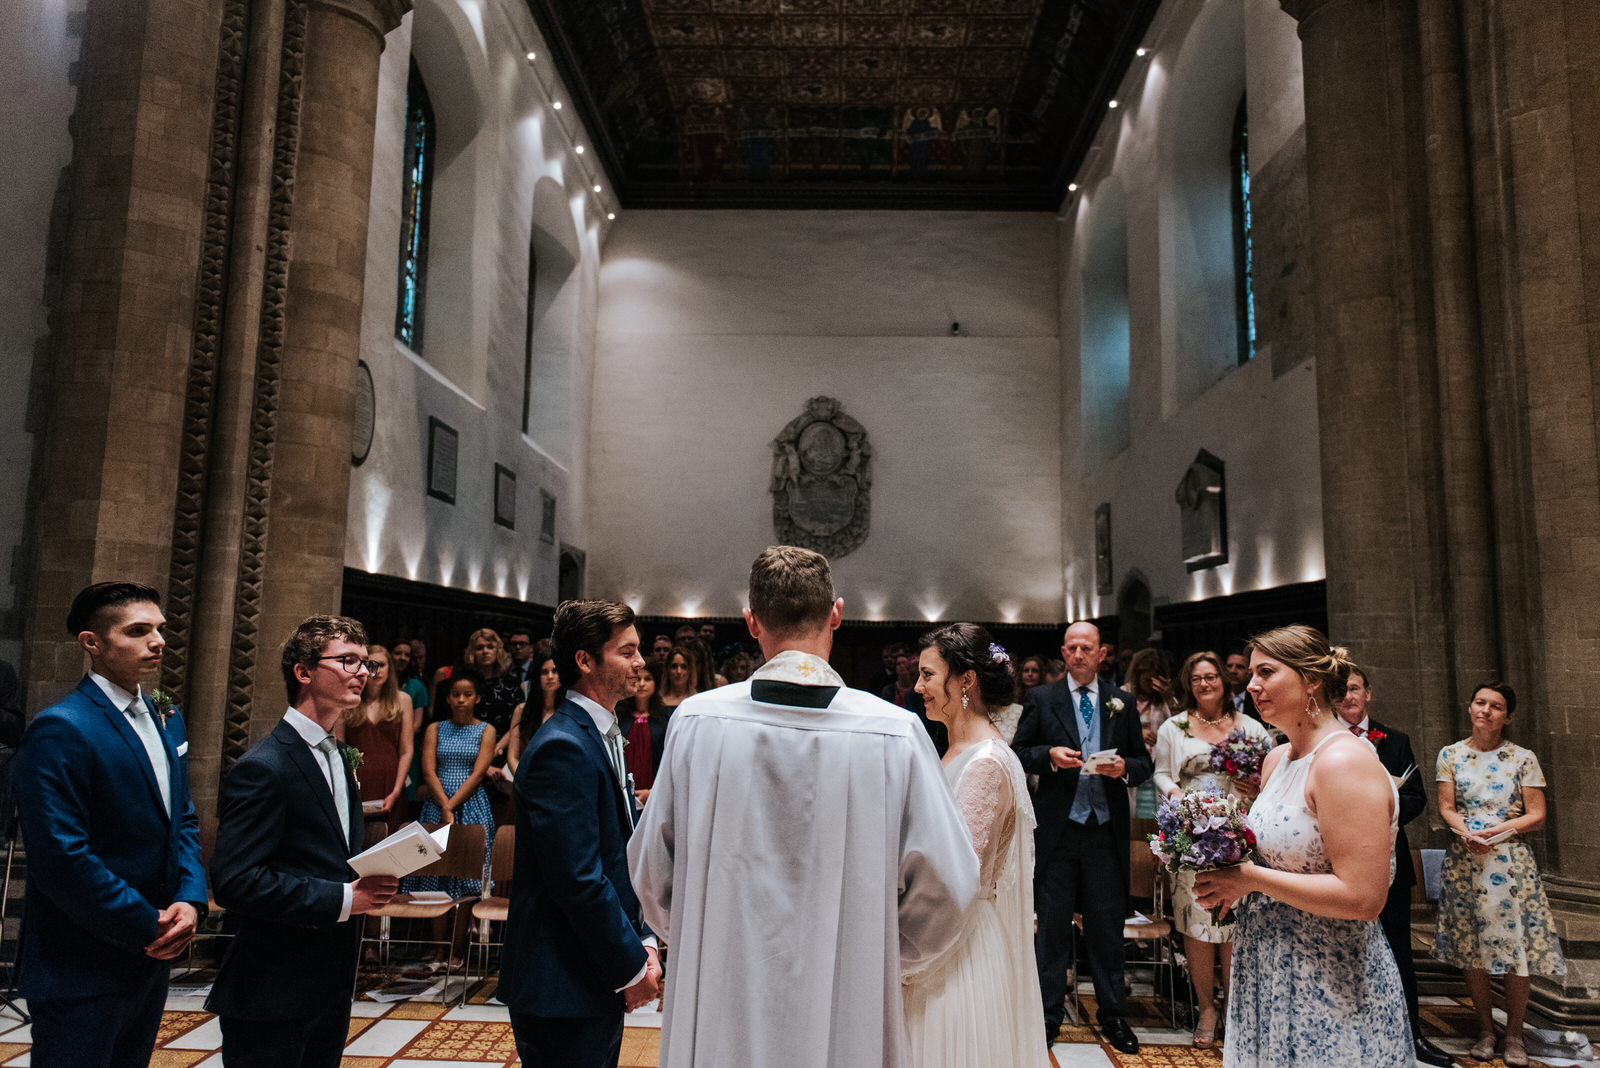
[1129,817,1158,843]
[412,822,487,882]
[1128,841,1159,899]
[364,820,390,849]
[488,824,515,895]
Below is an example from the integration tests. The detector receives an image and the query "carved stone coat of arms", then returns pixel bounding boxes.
[770,396,872,558]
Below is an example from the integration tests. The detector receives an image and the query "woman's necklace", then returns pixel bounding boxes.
[1194,706,1230,725]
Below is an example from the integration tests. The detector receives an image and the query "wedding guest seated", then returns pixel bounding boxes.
[1435,681,1565,1067]
[1152,651,1270,1049]
[344,644,414,818]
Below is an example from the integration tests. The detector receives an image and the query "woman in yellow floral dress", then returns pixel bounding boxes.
[1435,681,1564,1067]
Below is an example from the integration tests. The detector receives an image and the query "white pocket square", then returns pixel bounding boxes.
[176,741,189,756]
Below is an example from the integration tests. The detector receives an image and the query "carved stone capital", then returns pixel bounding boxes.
[308,0,410,42]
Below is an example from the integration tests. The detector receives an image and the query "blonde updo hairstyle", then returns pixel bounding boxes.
[1246,624,1356,716]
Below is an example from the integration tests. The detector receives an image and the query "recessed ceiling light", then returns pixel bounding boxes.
[607,212,616,220]
[594,184,602,193]
[575,145,584,154]
[1135,47,1148,57]
[553,101,562,110]
[1068,182,1078,192]
[526,51,536,62]
[1108,99,1119,109]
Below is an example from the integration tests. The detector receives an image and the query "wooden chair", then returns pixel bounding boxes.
[356,823,486,1001]
[464,825,515,987]
[1123,841,1185,1028]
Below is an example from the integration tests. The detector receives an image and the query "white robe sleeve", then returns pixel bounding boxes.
[896,732,980,971]
[628,737,676,945]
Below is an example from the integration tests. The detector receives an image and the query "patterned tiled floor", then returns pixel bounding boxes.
[0,982,1561,1066]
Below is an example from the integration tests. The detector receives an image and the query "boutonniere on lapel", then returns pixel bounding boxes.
[339,742,363,787]
[1105,697,1125,720]
[149,688,177,730]
[1365,727,1386,743]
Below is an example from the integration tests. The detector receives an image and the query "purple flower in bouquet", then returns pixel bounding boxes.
[1207,728,1273,786]
[1148,791,1259,925]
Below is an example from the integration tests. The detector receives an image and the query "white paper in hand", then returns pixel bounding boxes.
[348,822,450,878]
[1082,748,1120,773]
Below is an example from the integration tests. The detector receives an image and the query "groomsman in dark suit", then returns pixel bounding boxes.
[1339,665,1453,1067]
[207,615,399,1067]
[500,600,660,1068]
[14,582,208,1067]
[1013,621,1152,1054]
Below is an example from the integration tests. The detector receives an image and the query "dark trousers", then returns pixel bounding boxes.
[219,1008,350,1068]
[1378,881,1422,1039]
[1035,816,1127,1025]
[510,1010,624,1068]
[28,965,167,1068]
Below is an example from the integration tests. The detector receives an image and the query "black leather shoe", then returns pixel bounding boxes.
[1101,1017,1140,1055]
[1414,1036,1455,1067]
[1043,1020,1061,1047]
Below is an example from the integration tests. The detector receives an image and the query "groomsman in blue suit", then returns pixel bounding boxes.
[500,600,660,1068]
[14,581,209,1067]
[207,615,398,1067]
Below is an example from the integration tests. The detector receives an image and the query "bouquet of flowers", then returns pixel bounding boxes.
[1148,791,1260,925]
[1207,728,1274,787]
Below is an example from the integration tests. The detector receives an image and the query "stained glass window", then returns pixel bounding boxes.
[396,58,434,350]
[1231,95,1256,365]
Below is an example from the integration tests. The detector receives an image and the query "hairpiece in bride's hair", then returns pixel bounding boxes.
[988,643,1010,665]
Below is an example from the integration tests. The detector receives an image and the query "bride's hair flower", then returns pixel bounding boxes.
[988,643,1010,665]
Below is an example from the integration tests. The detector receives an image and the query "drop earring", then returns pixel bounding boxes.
[962,689,970,710]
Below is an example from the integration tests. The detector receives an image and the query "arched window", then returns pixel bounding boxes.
[521,240,537,433]
[396,58,434,350]
[1231,95,1255,365]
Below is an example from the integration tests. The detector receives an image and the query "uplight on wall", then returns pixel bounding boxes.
[525,50,536,62]
[607,212,615,220]
[575,145,584,154]
[1108,99,1119,109]
[593,184,601,193]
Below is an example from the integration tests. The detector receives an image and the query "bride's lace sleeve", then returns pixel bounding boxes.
[955,752,1016,891]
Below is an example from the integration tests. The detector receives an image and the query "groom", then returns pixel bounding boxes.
[1013,620,1152,1053]
[629,545,978,1068]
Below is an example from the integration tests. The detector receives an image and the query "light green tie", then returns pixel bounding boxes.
[315,735,351,843]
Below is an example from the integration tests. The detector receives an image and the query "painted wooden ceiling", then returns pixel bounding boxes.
[525,0,1161,209]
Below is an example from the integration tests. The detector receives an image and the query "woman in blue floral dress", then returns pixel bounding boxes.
[1193,626,1411,1068]
[413,670,496,968]
[1435,681,1564,1067]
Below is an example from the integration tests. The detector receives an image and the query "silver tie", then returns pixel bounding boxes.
[315,736,351,843]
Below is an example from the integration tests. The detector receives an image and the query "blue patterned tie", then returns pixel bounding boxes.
[1078,686,1094,731]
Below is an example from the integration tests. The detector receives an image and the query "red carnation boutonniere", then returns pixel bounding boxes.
[1365,727,1386,743]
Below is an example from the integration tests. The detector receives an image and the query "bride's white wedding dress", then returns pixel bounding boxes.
[903,738,1051,1067]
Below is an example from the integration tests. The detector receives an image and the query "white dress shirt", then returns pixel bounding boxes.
[282,708,355,922]
[89,672,170,816]
[563,689,656,989]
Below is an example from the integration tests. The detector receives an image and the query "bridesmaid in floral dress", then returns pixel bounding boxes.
[1435,681,1564,1067]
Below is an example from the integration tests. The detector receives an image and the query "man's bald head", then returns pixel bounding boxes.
[1061,621,1105,688]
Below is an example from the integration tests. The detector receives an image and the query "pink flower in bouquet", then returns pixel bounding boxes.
[1208,728,1273,786]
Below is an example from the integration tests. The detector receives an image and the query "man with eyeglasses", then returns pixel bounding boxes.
[208,615,400,1067]
[507,629,536,692]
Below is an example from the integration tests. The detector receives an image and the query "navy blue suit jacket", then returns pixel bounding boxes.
[1012,677,1153,885]
[499,699,650,1019]
[14,676,207,1000]
[206,717,364,1022]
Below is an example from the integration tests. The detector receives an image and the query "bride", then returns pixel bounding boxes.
[903,623,1051,1067]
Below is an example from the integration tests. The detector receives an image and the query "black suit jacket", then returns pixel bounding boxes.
[499,700,650,1020]
[1013,677,1153,885]
[1365,717,1426,893]
[207,718,364,1021]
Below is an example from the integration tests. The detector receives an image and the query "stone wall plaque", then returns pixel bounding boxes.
[427,416,458,504]
[494,463,516,529]
[771,396,872,558]
[1175,449,1227,572]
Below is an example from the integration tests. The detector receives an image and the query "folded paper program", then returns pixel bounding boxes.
[348,822,450,878]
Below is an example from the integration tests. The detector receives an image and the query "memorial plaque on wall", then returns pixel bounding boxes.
[1175,449,1227,571]
[494,464,516,529]
[427,417,458,504]
[770,396,872,558]
[351,360,375,466]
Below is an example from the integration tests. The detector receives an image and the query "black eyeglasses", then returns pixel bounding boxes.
[317,654,378,675]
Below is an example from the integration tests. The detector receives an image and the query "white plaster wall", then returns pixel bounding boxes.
[0,0,81,661]
[589,210,1064,623]
[1058,0,1323,622]
[346,0,614,605]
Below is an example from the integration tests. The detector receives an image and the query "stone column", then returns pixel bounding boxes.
[238,0,407,745]
[20,0,223,704]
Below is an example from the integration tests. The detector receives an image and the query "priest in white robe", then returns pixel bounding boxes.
[629,545,979,1068]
